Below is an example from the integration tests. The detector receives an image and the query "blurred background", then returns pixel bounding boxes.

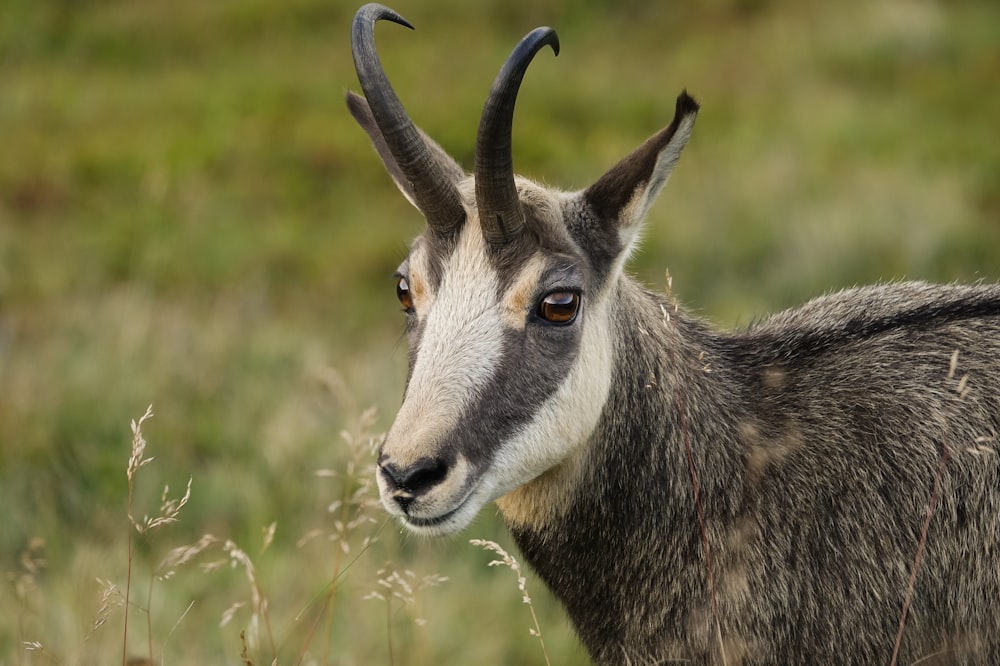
[1,0,998,663]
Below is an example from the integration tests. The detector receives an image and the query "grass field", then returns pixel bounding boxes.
[2,0,999,663]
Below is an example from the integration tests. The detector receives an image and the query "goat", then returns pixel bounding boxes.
[346,4,1000,664]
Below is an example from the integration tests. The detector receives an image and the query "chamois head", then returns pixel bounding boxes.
[348,3,697,535]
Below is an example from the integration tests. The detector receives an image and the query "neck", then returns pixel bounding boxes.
[502,279,748,663]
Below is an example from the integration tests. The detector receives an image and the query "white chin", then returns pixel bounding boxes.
[395,491,486,537]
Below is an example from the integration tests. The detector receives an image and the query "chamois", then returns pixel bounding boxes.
[347,4,1000,664]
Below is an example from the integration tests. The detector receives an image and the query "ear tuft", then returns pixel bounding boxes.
[675,89,700,120]
[583,91,699,235]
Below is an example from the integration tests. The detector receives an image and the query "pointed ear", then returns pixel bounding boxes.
[583,91,698,246]
[346,90,467,212]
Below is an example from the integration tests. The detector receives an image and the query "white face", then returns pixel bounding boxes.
[376,183,615,535]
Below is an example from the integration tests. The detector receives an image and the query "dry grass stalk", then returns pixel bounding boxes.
[123,405,201,666]
[363,564,449,665]
[12,538,48,658]
[124,404,154,666]
[469,539,551,666]
[223,538,277,660]
[662,296,727,665]
[890,352,969,666]
[294,406,385,664]
[91,578,124,636]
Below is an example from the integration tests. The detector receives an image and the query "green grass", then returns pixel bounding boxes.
[2,0,999,662]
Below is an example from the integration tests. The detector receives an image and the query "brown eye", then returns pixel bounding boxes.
[396,276,414,311]
[537,291,580,324]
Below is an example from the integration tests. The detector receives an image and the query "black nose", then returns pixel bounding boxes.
[379,456,450,497]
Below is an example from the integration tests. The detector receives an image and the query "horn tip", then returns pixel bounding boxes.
[537,27,560,57]
[356,3,415,31]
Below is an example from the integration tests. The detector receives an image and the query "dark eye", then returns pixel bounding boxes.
[396,276,414,311]
[537,291,580,324]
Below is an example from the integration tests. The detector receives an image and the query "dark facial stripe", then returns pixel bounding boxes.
[437,317,584,472]
[397,185,595,474]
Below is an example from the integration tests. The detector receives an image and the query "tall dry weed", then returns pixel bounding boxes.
[124,405,195,665]
[469,539,551,666]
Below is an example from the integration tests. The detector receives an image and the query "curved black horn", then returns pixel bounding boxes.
[475,27,559,246]
[352,4,465,233]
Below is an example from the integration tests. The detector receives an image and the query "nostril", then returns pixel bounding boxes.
[403,457,449,494]
[379,460,407,489]
[380,456,450,496]
[394,493,415,511]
